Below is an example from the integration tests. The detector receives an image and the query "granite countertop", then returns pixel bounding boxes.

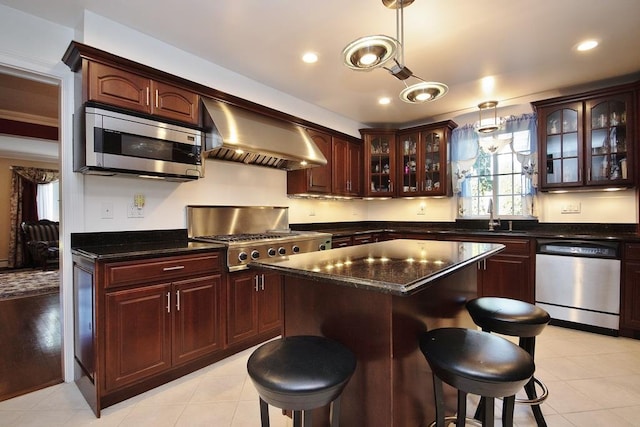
[293,221,640,242]
[71,229,224,260]
[250,239,504,296]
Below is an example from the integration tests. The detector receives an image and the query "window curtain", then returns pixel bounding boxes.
[450,113,538,215]
[7,167,59,268]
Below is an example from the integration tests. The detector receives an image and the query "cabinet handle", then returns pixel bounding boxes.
[255,275,259,292]
[163,265,185,271]
[389,180,393,192]
[166,292,171,313]
[261,274,265,291]
[146,87,150,106]
[477,260,487,270]
[176,290,180,311]
[155,89,159,108]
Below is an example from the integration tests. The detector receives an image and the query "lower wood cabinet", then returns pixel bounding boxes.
[621,243,640,337]
[226,269,282,346]
[73,251,224,417]
[104,275,222,391]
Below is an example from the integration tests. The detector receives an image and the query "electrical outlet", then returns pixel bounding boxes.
[101,202,114,219]
[128,203,144,218]
[417,202,426,215]
[560,203,581,214]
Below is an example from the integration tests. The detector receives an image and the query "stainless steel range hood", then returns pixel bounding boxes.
[201,98,327,170]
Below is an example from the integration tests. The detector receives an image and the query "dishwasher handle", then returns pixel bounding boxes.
[536,239,619,259]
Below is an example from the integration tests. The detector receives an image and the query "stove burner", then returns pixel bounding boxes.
[197,232,300,243]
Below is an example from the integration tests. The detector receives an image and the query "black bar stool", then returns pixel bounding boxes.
[247,335,356,427]
[466,297,550,427]
[419,327,535,427]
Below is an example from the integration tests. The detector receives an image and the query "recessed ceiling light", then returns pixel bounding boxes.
[576,40,598,51]
[302,52,318,63]
[378,97,391,105]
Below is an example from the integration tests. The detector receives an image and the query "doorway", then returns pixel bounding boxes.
[0,68,62,401]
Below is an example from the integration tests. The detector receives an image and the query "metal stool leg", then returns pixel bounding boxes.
[502,396,515,427]
[302,409,312,427]
[520,337,548,427]
[433,375,446,427]
[329,396,342,427]
[456,390,467,427]
[259,397,270,427]
[482,397,495,427]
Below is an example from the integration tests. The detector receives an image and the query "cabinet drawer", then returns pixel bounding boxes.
[625,244,640,261]
[449,235,531,256]
[353,233,374,245]
[105,253,221,289]
[332,236,353,248]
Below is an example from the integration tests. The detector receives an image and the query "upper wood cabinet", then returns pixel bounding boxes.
[533,85,635,191]
[397,121,456,197]
[333,137,362,196]
[361,129,397,197]
[287,129,362,197]
[87,62,200,125]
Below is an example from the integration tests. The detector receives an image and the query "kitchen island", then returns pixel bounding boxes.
[251,239,504,427]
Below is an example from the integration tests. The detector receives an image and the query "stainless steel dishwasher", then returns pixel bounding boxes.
[535,239,621,334]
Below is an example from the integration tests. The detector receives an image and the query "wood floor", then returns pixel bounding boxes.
[0,292,62,402]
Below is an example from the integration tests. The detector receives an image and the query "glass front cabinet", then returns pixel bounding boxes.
[361,129,397,197]
[534,87,634,190]
[397,120,456,197]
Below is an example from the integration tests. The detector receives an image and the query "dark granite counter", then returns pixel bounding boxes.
[71,229,224,261]
[292,220,640,242]
[251,239,504,296]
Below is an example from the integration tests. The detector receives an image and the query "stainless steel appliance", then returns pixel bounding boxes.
[535,239,621,333]
[75,105,204,181]
[187,205,331,271]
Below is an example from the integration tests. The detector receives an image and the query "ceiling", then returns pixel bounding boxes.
[1,0,640,128]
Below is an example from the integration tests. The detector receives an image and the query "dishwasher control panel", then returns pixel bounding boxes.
[537,239,619,259]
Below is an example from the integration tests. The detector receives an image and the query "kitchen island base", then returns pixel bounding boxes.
[281,263,478,427]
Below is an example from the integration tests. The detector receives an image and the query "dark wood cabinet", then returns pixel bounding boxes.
[533,85,635,191]
[287,129,333,195]
[621,243,640,337]
[397,121,455,197]
[331,236,353,248]
[333,137,362,196]
[226,270,282,346]
[361,129,397,197]
[73,251,223,417]
[105,283,172,391]
[87,61,200,125]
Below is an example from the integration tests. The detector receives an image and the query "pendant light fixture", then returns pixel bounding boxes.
[341,0,448,104]
[474,101,506,134]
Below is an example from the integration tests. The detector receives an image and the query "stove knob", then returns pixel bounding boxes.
[319,244,327,251]
[251,250,260,260]
[292,245,300,253]
[238,252,248,262]
[278,247,286,256]
[268,248,277,257]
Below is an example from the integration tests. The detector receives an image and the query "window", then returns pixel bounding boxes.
[37,180,59,222]
[452,114,537,219]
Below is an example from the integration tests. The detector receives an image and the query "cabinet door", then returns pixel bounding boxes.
[105,283,172,391]
[287,130,333,194]
[622,260,640,331]
[479,255,532,303]
[257,271,282,333]
[348,142,363,196]
[151,81,200,125]
[332,236,353,248]
[539,102,583,189]
[421,129,447,196]
[585,94,633,186]
[226,271,258,345]
[332,138,350,195]
[363,131,396,197]
[172,275,222,365]
[88,62,151,114]
[398,131,419,195]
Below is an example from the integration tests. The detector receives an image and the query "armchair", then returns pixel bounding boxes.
[21,219,59,270]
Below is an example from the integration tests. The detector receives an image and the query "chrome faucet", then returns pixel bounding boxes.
[487,199,501,231]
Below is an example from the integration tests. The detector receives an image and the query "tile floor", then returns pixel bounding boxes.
[1,325,640,426]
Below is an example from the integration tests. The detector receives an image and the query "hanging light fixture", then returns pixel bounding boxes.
[341,0,448,104]
[474,101,506,134]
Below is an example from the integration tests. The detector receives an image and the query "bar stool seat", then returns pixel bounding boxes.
[420,327,535,427]
[247,335,356,427]
[467,297,550,427]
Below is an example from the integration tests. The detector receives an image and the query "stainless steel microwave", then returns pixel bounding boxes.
[75,106,204,181]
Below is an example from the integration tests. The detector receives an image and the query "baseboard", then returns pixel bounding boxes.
[0,260,8,269]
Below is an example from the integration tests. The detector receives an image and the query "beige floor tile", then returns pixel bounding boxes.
[562,408,638,426]
[189,374,246,403]
[117,404,185,427]
[175,401,237,427]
